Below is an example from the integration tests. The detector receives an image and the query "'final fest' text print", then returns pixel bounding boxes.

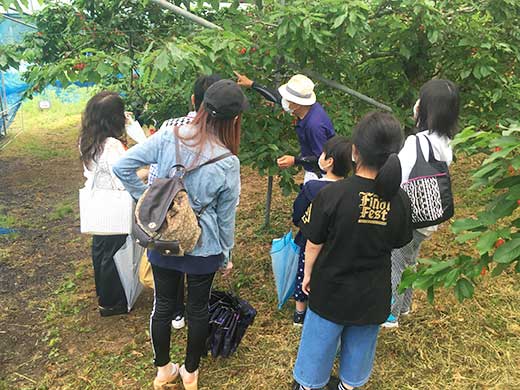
[358,192,390,226]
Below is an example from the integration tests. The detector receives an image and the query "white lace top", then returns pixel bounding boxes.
[83,137,126,190]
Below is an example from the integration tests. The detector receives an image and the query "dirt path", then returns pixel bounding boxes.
[0,135,87,384]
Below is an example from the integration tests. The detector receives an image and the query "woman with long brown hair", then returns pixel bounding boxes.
[80,91,130,317]
[113,79,247,390]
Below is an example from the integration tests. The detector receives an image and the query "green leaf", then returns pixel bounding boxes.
[444,268,460,288]
[495,176,520,189]
[491,198,517,220]
[472,66,481,79]
[417,258,439,266]
[511,156,520,170]
[456,278,474,300]
[494,238,520,264]
[460,68,471,79]
[332,14,348,29]
[451,218,483,233]
[413,275,434,290]
[423,259,456,275]
[491,263,509,277]
[154,50,170,72]
[427,286,435,304]
[397,267,417,293]
[427,29,439,44]
[473,160,502,178]
[95,62,113,76]
[476,231,499,255]
[455,231,481,243]
[399,45,411,59]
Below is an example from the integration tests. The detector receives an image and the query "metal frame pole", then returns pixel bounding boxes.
[150,0,222,30]
[0,73,7,137]
[303,69,393,112]
[0,13,37,30]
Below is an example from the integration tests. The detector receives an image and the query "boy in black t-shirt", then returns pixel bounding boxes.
[292,112,413,390]
[291,136,352,326]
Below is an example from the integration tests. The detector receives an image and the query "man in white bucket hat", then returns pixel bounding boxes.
[235,72,335,183]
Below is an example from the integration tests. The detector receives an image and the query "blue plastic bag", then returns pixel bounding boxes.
[270,231,300,309]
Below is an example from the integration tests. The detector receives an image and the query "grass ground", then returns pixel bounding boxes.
[0,92,518,390]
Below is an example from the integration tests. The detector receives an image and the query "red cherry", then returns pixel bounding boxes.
[480,267,487,276]
[239,48,247,55]
[517,199,520,205]
[495,238,506,248]
[250,47,257,53]
[494,147,502,152]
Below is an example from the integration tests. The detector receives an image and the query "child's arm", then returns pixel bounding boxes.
[302,240,323,295]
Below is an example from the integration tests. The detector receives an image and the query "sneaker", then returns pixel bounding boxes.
[380,313,398,328]
[293,310,305,327]
[401,309,411,316]
[172,315,185,329]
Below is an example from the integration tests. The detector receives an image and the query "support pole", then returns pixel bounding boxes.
[150,0,222,30]
[263,0,285,228]
[0,73,7,137]
[303,69,393,112]
[264,175,273,228]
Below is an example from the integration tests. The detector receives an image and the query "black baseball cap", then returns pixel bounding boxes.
[203,79,249,119]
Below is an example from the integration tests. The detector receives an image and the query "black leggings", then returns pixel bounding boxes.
[150,264,215,372]
[91,235,128,308]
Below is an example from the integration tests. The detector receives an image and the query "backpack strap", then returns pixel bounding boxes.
[172,130,186,176]
[422,135,440,163]
[414,135,427,164]
[194,152,234,170]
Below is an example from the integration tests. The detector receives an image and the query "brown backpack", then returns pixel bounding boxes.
[133,137,232,256]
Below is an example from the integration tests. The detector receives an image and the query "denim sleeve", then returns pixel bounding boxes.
[216,160,240,265]
[112,133,162,200]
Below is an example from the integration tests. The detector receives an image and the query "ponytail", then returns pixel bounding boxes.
[374,153,401,200]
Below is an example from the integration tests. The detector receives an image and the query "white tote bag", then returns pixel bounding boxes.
[79,164,134,235]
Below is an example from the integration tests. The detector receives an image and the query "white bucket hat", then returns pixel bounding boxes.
[278,74,316,106]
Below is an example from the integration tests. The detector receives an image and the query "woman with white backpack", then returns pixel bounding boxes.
[382,79,460,328]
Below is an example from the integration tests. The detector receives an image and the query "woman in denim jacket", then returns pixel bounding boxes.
[113,80,247,390]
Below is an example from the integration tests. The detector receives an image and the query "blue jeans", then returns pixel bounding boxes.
[293,308,380,389]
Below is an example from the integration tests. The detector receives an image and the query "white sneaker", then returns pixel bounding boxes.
[401,310,411,316]
[380,320,399,328]
[172,315,185,329]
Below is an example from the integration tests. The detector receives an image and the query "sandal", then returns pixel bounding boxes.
[179,365,198,390]
[153,363,179,390]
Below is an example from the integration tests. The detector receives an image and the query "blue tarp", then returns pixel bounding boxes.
[1,13,34,135]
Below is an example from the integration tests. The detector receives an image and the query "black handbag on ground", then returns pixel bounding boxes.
[401,135,454,228]
[206,290,257,358]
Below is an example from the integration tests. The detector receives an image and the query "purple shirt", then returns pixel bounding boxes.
[295,103,335,171]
